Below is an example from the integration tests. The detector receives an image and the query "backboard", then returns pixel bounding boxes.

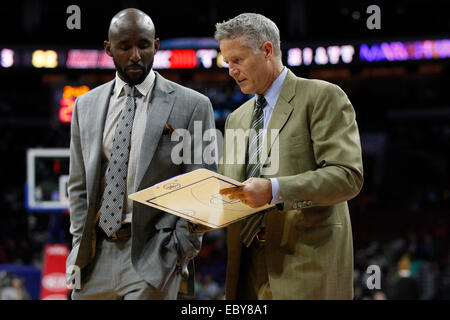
[26,148,70,212]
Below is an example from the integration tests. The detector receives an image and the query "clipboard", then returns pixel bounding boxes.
[128,168,274,229]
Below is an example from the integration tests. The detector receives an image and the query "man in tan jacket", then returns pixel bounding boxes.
[216,13,363,299]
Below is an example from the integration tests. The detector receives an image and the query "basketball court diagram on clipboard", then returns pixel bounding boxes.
[128,168,275,229]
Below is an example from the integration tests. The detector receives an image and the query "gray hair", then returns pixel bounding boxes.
[214,13,281,57]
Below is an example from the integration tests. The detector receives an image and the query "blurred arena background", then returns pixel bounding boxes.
[0,0,449,300]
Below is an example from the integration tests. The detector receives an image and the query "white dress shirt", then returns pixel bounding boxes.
[99,70,156,223]
[255,67,288,205]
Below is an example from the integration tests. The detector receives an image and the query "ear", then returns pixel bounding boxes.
[261,41,274,59]
[154,38,160,52]
[104,40,113,57]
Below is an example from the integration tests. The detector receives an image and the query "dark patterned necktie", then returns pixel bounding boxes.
[240,95,267,247]
[99,84,136,236]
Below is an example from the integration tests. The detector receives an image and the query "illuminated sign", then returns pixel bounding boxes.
[63,40,448,70]
[67,49,208,70]
[216,52,229,68]
[197,49,218,68]
[66,50,100,68]
[32,50,58,68]
[287,45,355,67]
[98,51,115,69]
[3,38,449,71]
[59,85,90,123]
[154,49,207,69]
[66,49,115,69]
[360,39,450,62]
[153,50,171,69]
[170,49,197,68]
[1,48,14,68]
[153,49,198,69]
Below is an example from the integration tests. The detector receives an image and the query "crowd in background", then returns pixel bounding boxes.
[1,228,448,300]
[192,209,450,300]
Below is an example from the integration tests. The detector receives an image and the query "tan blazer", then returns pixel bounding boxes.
[220,69,364,299]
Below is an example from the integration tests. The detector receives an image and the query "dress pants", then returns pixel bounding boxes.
[236,241,273,300]
[71,235,181,300]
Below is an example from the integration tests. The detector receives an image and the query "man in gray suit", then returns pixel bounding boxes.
[66,8,217,299]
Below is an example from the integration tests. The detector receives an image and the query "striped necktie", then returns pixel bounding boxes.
[99,84,136,237]
[240,94,267,247]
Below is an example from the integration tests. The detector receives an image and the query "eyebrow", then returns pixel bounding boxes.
[117,39,151,45]
[224,55,240,62]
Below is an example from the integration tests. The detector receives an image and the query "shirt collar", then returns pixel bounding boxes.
[257,66,288,110]
[114,69,155,99]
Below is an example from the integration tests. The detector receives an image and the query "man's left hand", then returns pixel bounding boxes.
[220,177,272,208]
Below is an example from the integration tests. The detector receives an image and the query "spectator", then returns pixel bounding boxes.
[389,254,421,299]
[373,290,387,300]
[0,277,30,300]
[196,274,223,300]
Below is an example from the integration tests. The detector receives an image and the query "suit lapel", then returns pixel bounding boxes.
[233,100,254,181]
[86,81,114,205]
[260,70,296,169]
[134,73,175,191]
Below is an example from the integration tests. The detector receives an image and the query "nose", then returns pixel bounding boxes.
[130,47,141,63]
[228,64,239,78]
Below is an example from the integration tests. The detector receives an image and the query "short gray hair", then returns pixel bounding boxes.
[214,13,281,57]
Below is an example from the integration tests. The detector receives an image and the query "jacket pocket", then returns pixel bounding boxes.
[281,210,343,254]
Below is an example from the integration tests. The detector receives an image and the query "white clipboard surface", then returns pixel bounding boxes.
[128,168,274,229]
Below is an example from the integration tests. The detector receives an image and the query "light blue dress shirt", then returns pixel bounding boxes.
[255,67,288,205]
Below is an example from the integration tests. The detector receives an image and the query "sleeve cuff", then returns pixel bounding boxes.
[269,178,283,205]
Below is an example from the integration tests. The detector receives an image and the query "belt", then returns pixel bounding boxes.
[97,223,132,241]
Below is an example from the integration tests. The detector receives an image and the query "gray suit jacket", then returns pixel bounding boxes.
[66,72,217,297]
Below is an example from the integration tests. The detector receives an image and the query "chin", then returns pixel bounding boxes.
[127,75,145,85]
[125,68,148,85]
[238,85,252,95]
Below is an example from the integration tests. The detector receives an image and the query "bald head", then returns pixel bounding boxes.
[108,8,155,40]
[104,8,160,85]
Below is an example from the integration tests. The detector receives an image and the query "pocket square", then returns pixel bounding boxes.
[162,123,175,135]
